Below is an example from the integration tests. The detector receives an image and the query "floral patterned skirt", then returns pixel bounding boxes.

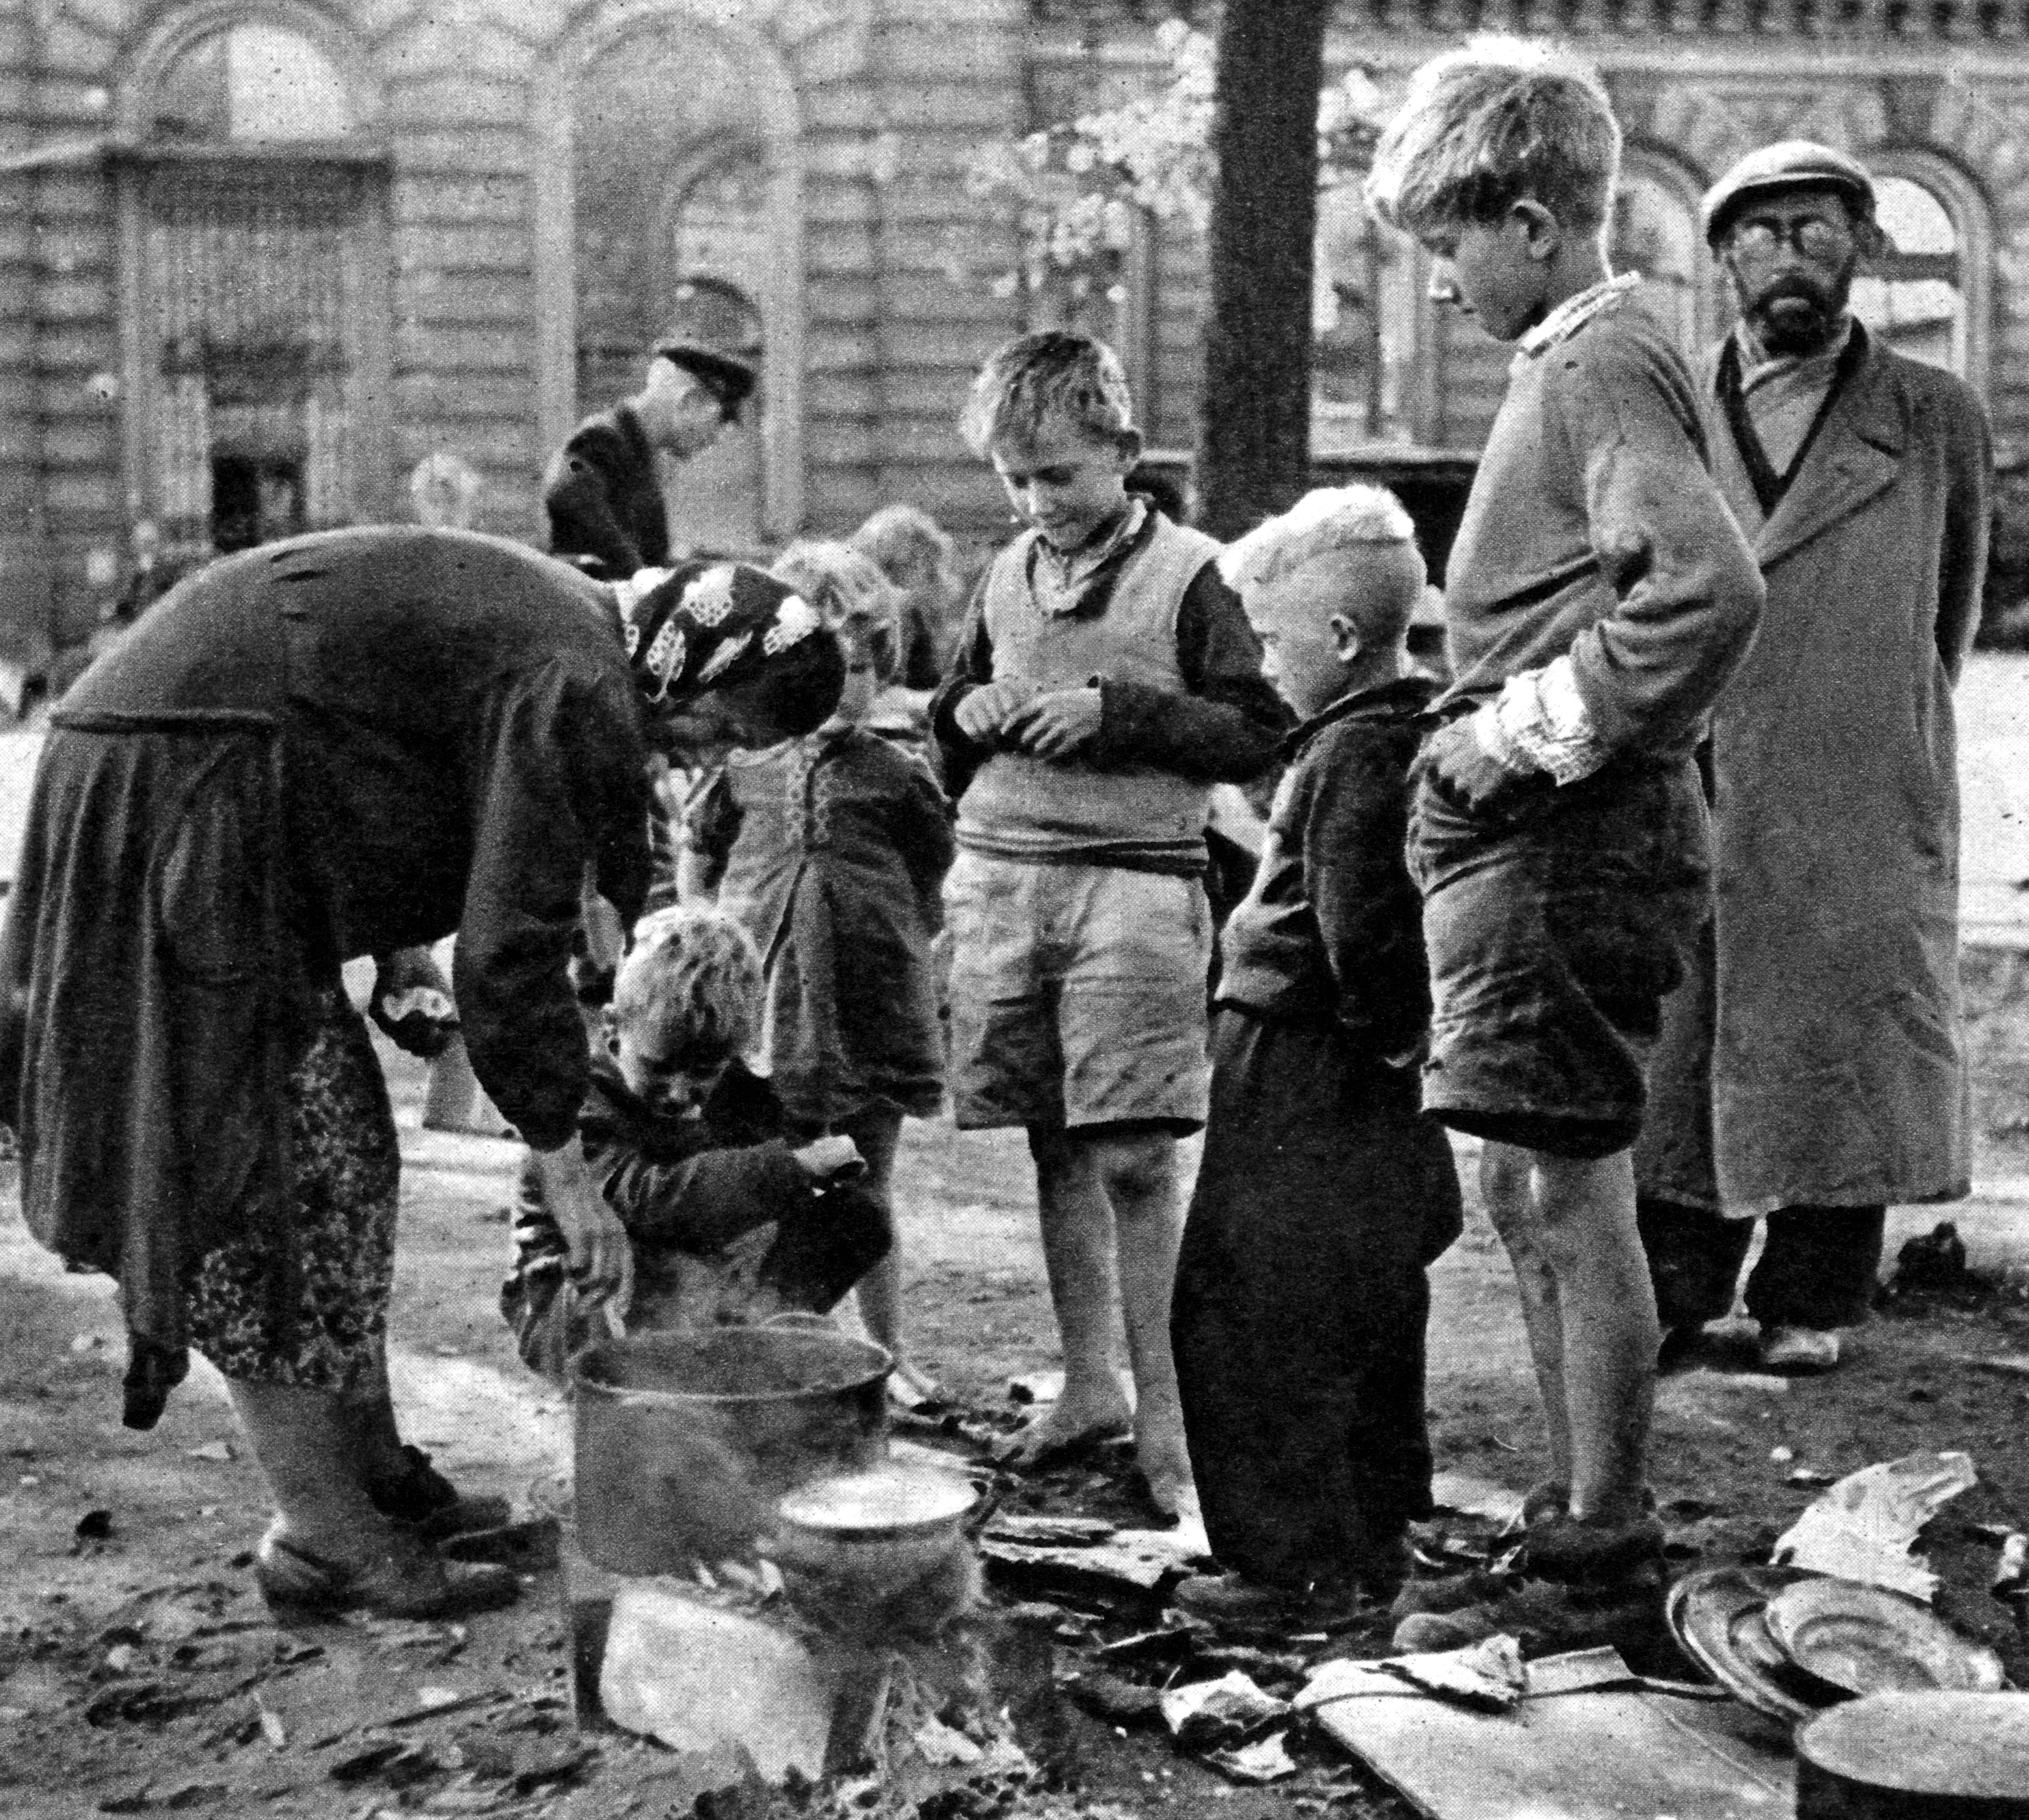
[184,996,399,1389]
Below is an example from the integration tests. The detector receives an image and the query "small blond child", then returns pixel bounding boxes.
[849,504,966,693]
[501,906,888,1383]
[931,331,1285,1517]
[1171,486,1464,1623]
[1365,40,1762,1647]
[682,542,955,1406]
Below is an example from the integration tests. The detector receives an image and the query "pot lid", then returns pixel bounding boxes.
[776,1466,980,1539]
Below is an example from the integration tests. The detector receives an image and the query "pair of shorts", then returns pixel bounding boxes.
[1409,756,1710,1160]
[942,850,1212,1133]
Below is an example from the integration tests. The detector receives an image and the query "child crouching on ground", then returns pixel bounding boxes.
[1364,40,1762,1650]
[1169,487,1464,1623]
[933,331,1286,1518]
[501,906,890,1383]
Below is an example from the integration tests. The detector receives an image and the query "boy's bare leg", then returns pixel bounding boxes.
[1000,1124,1133,1465]
[1480,1142,1573,1493]
[841,1110,941,1405]
[1502,1145,1658,1527]
[1088,1127,1195,1517]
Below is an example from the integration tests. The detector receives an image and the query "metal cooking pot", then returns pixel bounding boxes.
[766,1465,988,1633]
[571,1321,891,1574]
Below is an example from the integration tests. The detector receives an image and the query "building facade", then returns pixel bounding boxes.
[0,0,2024,683]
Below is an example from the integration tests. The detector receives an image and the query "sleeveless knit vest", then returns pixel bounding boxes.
[957,514,1221,859]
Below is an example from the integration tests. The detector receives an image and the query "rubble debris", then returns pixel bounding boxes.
[1092,1620,1209,1667]
[1303,1649,1797,1820]
[1063,1670,1163,1726]
[184,1442,234,1463]
[1994,1531,2028,1599]
[980,1531,1192,1604]
[253,1693,287,1748]
[1428,1471,1525,1527]
[1204,1731,1299,1784]
[1771,1450,1978,1601]
[983,1515,1116,1547]
[1523,1646,1636,1697]
[1157,1670,1289,1750]
[1380,1634,1526,1711]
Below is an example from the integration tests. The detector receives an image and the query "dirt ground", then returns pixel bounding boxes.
[3,955,2028,1819]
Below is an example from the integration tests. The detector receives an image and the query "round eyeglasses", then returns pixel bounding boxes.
[1726,216,1853,262]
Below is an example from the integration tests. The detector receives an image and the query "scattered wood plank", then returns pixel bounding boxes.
[1309,1681,1795,1820]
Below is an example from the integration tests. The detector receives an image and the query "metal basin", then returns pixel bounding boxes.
[571,1324,891,1574]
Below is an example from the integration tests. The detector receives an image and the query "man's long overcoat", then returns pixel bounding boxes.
[1636,330,1991,1217]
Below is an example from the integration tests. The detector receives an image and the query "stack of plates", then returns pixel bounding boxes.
[1665,1564,2009,1724]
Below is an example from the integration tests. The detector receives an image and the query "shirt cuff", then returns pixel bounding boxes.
[1488,660,1608,786]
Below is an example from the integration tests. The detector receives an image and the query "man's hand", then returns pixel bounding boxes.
[1420,716,1548,821]
[792,1135,865,1184]
[528,1143,635,1335]
[370,948,459,1059]
[1005,687,1103,761]
[952,679,1040,744]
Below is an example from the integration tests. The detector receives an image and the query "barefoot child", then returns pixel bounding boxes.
[933,331,1285,1516]
[1364,40,1762,1646]
[502,909,890,1383]
[683,541,955,1405]
[1169,487,1464,1622]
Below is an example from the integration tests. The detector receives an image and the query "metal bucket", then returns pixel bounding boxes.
[571,1322,891,1574]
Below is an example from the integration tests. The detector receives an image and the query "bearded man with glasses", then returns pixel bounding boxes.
[1635,141,1993,1375]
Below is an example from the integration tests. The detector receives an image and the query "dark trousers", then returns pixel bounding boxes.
[1636,1197,1886,1333]
[1172,1011,1463,1589]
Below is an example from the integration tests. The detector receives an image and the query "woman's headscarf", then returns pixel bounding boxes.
[619,558,845,737]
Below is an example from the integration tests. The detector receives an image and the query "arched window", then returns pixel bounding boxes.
[121,13,389,555]
[541,12,803,552]
[151,21,352,143]
[1851,173,1965,376]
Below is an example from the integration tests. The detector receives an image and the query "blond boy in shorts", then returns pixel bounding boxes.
[931,332,1285,1517]
[1364,41,1763,1644]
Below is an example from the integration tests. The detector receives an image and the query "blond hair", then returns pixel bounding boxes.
[1224,485,1427,650]
[959,330,1138,460]
[770,540,905,684]
[612,907,761,1061]
[850,504,958,594]
[1365,37,1620,237]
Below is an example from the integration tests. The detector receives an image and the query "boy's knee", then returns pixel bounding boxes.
[1087,1128,1176,1209]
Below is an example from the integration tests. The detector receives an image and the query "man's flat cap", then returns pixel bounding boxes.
[1701,141,1876,243]
[651,339,757,413]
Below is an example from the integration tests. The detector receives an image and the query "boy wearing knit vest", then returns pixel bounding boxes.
[932,332,1285,1520]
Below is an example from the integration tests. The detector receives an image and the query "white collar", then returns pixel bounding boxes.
[1515,272,1642,360]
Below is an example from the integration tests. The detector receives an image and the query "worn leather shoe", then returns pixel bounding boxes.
[367,1444,513,1539]
[255,1524,519,1619]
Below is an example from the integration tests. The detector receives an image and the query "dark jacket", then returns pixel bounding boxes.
[502,1053,890,1373]
[543,403,669,579]
[511,1056,806,1268]
[1215,673,1436,1063]
[0,528,652,1353]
